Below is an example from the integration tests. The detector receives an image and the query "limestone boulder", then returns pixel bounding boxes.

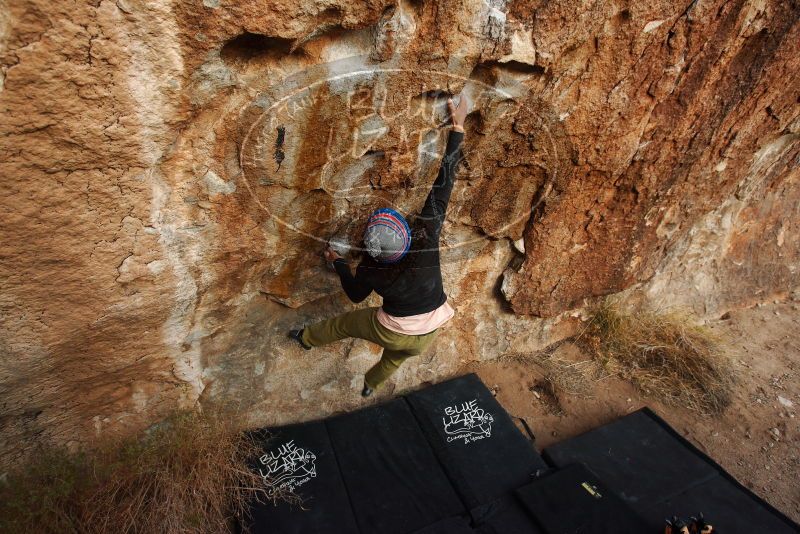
[0,0,797,463]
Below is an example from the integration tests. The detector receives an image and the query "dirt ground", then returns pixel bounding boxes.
[465,299,800,524]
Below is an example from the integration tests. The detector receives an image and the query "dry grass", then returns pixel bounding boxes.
[537,350,604,399]
[496,347,605,415]
[584,302,734,414]
[0,410,283,534]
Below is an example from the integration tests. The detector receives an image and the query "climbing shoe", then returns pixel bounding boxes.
[361,384,373,398]
[288,329,312,350]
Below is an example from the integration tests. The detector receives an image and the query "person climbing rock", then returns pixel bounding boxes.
[289,94,469,398]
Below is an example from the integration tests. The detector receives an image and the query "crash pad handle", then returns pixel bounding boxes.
[514,416,536,443]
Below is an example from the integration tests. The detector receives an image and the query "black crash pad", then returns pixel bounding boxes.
[407,374,549,508]
[514,463,650,533]
[542,408,799,532]
[245,421,359,534]
[542,409,717,507]
[411,516,476,533]
[470,495,544,534]
[637,463,799,533]
[326,398,465,534]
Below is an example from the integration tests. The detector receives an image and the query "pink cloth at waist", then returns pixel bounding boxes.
[376,301,455,335]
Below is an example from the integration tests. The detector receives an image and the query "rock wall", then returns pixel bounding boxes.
[1,0,798,461]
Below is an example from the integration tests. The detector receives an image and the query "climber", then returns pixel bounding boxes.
[289,94,469,398]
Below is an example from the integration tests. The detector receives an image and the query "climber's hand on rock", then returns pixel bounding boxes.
[324,246,342,262]
[448,94,468,132]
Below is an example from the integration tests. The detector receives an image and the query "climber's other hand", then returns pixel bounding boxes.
[448,94,468,132]
[324,246,342,262]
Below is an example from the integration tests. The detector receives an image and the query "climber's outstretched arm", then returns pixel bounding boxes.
[419,96,467,245]
[419,130,463,241]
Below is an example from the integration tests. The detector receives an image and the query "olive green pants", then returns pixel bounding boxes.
[301,307,438,389]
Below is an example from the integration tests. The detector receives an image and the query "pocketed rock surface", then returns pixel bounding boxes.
[0,0,798,465]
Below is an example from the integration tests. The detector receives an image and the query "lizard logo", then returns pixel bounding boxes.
[442,399,494,444]
[259,439,317,496]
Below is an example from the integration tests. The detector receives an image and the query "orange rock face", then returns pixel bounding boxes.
[0,0,798,461]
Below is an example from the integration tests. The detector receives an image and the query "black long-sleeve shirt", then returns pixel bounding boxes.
[333,129,464,317]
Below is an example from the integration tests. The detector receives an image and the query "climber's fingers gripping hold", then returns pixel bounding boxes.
[447,94,469,132]
[324,246,342,263]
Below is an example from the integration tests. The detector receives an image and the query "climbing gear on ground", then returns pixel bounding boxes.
[665,513,714,534]
[363,208,411,263]
[666,515,691,534]
[289,329,312,350]
[692,513,714,534]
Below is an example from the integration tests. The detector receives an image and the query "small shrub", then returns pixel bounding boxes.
[538,351,603,399]
[498,344,604,411]
[585,303,734,414]
[0,410,278,534]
